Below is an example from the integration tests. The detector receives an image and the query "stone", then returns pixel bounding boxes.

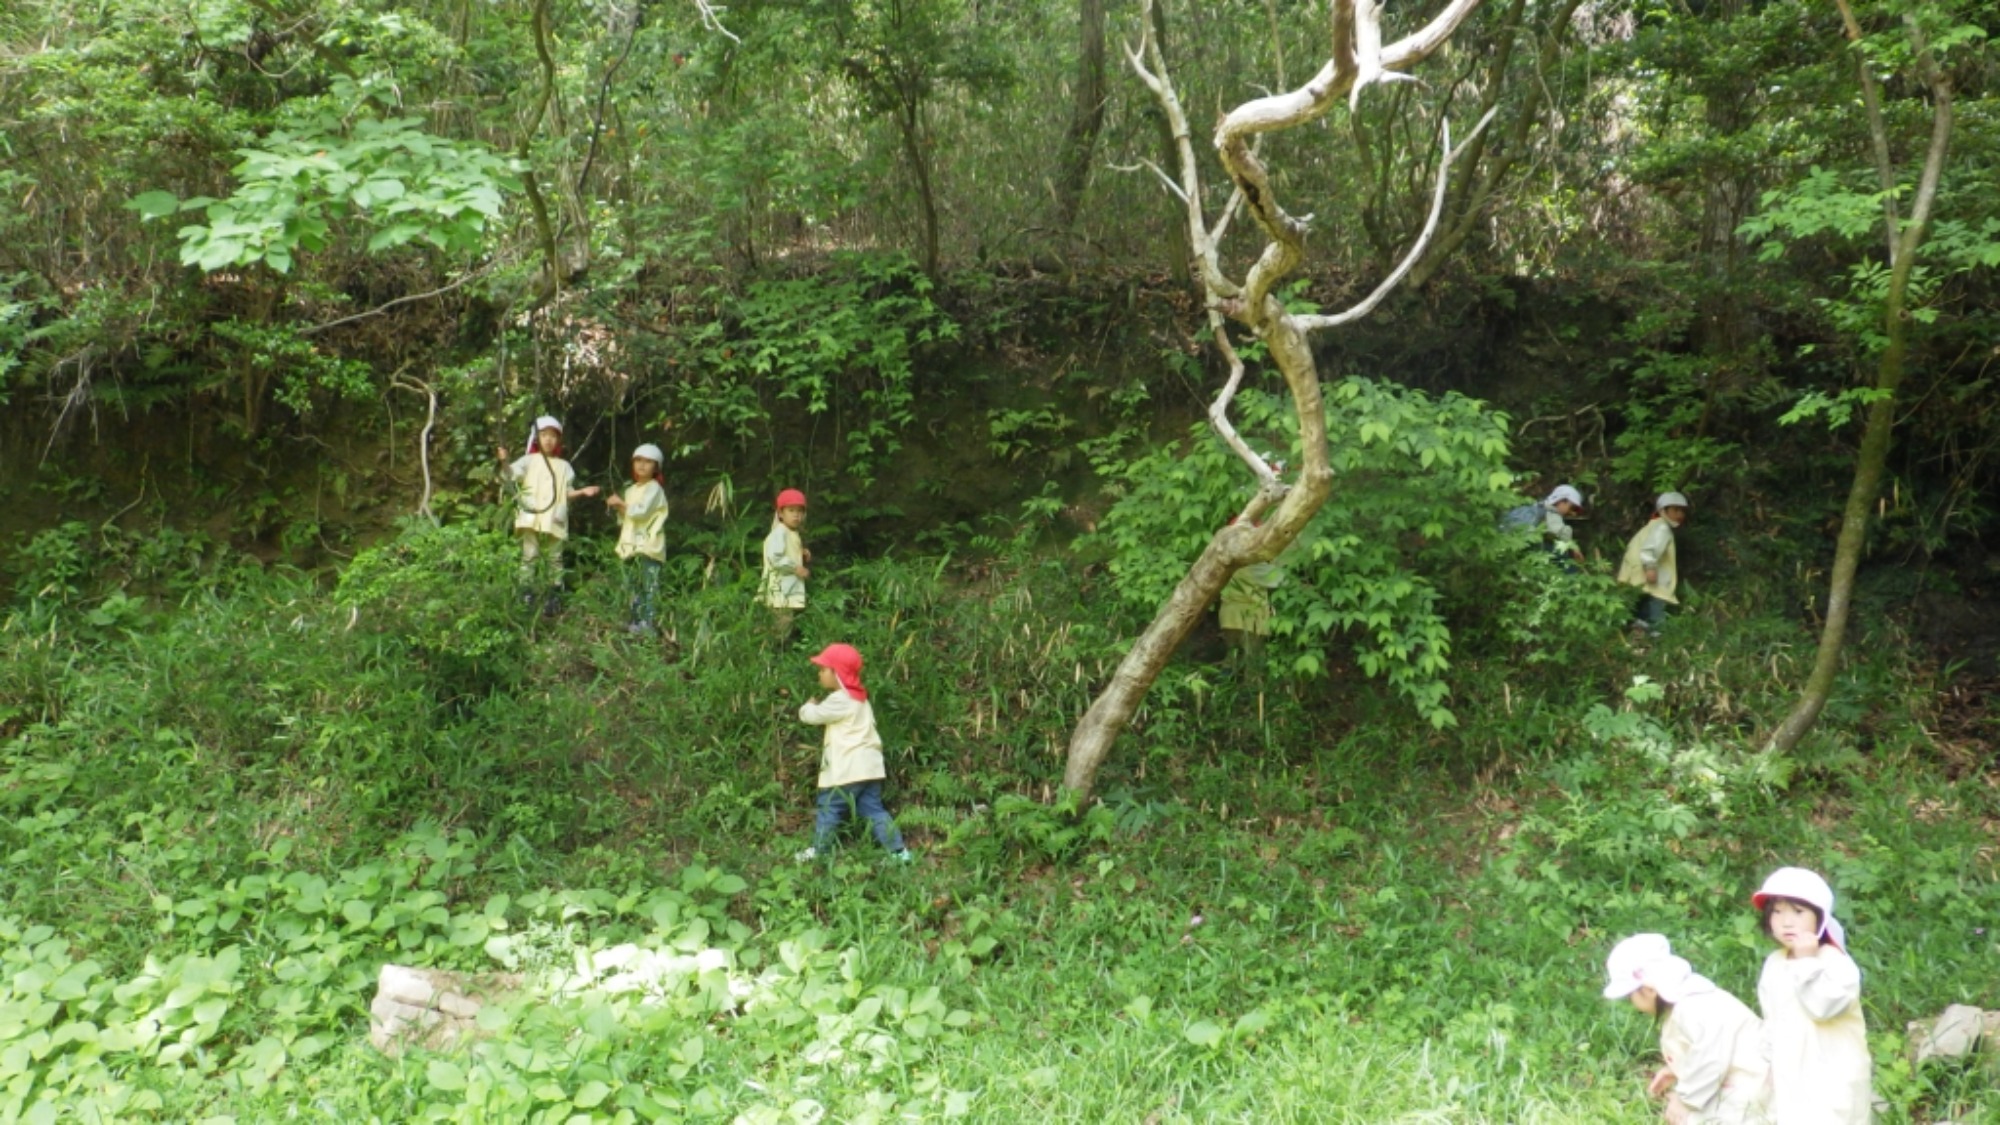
[1908,1004,1988,1067]
[367,965,524,1056]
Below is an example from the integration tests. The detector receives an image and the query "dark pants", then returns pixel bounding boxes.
[625,557,661,630]
[812,781,904,852]
[1633,594,1669,634]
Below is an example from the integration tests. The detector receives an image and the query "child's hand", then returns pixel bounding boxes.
[802,548,812,564]
[497,446,509,462]
[1644,567,1659,586]
[606,494,625,511]
[1647,1067,1676,1097]
[796,565,810,579]
[1782,930,1822,959]
[577,486,601,498]
[1662,1093,1690,1125]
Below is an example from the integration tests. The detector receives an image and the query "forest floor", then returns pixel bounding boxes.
[1,525,1997,1123]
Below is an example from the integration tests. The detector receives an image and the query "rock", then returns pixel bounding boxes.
[1908,1004,1988,1067]
[368,965,524,1056]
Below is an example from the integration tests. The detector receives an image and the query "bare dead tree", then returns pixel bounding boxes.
[1063,0,1491,801]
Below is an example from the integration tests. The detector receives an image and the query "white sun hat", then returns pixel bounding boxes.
[1656,491,1690,511]
[632,443,664,465]
[1752,867,1846,951]
[1602,933,1673,999]
[534,415,563,433]
[1545,484,1585,509]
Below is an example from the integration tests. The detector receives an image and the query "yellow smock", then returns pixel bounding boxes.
[1617,516,1679,603]
[1757,947,1872,1124]
[800,690,886,789]
[761,520,805,609]
[1660,980,1771,1124]
[507,453,577,539]
[615,480,668,562]
[1218,562,1283,635]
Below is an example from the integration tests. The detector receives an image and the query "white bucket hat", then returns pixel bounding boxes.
[632,443,664,465]
[1656,491,1690,511]
[1545,484,1585,509]
[1602,933,1673,999]
[1752,867,1846,951]
[534,415,563,433]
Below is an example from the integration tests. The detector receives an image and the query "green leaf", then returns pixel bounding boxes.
[128,191,182,221]
[426,1058,466,1092]
[1183,1019,1226,1048]
[573,1080,612,1109]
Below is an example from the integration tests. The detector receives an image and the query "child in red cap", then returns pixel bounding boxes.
[761,488,810,638]
[793,643,911,863]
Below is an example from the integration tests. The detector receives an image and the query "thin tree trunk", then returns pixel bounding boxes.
[898,90,941,277]
[1054,0,1108,230]
[1766,4,1951,754]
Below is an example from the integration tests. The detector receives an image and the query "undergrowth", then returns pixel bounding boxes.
[1,519,1995,1122]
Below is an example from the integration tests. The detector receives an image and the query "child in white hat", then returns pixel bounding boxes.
[1603,933,1770,1124]
[605,443,668,634]
[1619,491,1690,635]
[498,416,599,614]
[1750,867,1872,1123]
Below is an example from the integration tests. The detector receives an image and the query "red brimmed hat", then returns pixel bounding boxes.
[810,643,866,701]
[775,488,807,510]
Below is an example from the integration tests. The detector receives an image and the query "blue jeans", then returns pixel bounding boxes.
[813,781,904,852]
[1634,594,1669,633]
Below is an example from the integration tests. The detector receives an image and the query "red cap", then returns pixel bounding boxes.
[775,488,807,510]
[810,643,866,700]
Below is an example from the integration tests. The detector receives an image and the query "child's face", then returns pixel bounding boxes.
[779,505,806,529]
[537,427,562,450]
[1663,505,1688,526]
[633,458,658,481]
[1554,499,1581,517]
[1767,899,1820,948]
[1627,985,1660,1017]
[816,665,839,691]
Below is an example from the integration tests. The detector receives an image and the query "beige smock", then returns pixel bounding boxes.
[761,520,805,609]
[1219,562,1283,635]
[615,480,668,562]
[507,454,577,539]
[1618,516,1679,603]
[1757,947,1872,1124]
[1661,979,1771,1125]
[800,690,885,789]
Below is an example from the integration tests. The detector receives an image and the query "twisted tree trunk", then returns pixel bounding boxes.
[1063,0,1489,800]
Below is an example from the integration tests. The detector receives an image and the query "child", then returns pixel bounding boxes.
[1619,490,1690,635]
[792,643,912,863]
[761,489,811,638]
[498,415,599,614]
[605,442,668,634]
[1218,560,1283,669]
[1543,484,1588,568]
[1751,867,1872,1124]
[1603,933,1770,1125]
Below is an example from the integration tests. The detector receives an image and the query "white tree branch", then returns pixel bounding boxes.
[1294,106,1497,332]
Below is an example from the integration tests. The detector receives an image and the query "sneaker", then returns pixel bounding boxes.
[793,847,819,863]
[888,849,914,864]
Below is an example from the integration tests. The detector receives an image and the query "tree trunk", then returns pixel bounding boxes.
[898,90,942,277]
[1053,0,1107,230]
[1064,0,1485,801]
[1065,318,1329,794]
[1765,2,1950,754]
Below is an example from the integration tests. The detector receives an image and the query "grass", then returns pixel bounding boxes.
[0,519,1996,1122]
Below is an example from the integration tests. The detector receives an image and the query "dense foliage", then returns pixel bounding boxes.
[2,0,1998,1119]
